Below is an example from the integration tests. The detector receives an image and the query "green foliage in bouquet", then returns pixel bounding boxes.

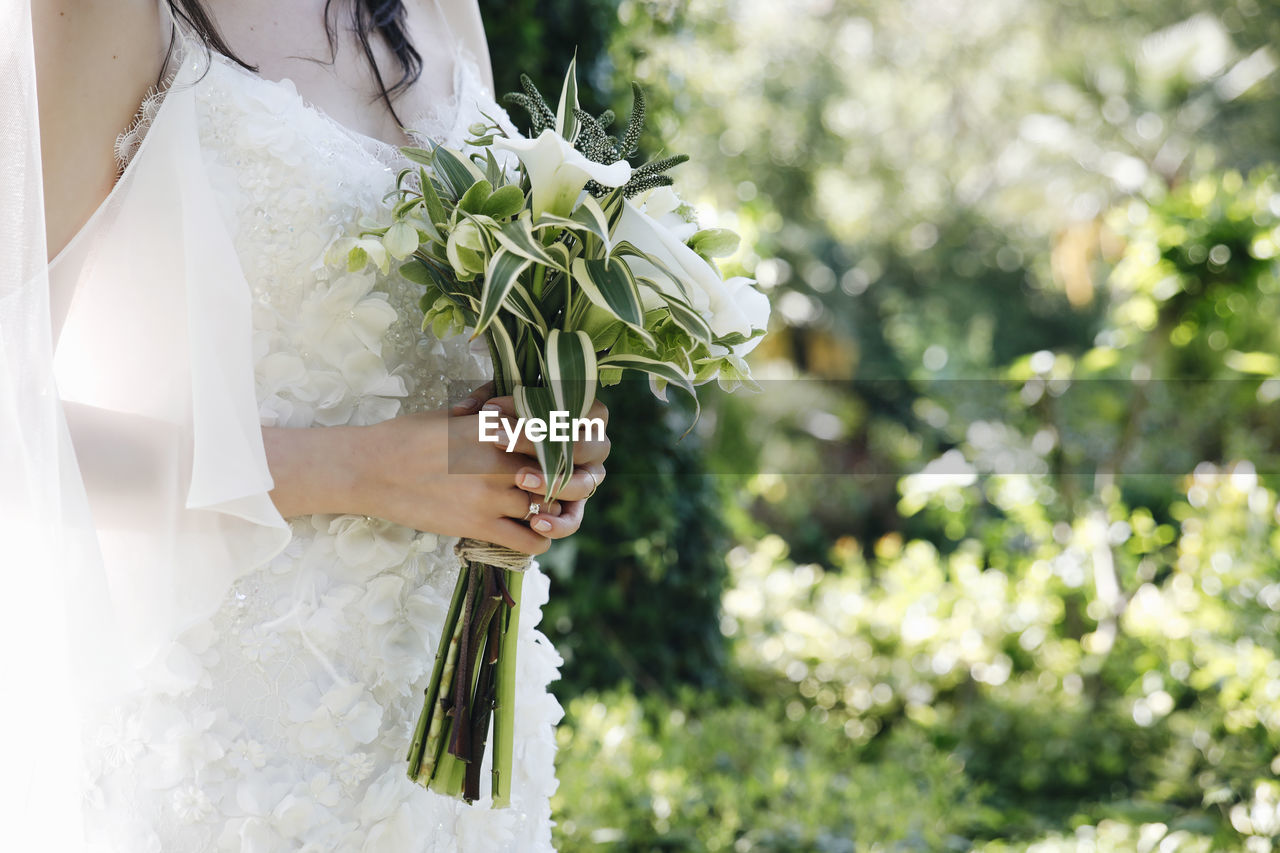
[337,56,770,807]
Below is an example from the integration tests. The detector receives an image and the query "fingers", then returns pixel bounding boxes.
[515,463,604,502]
[527,499,585,538]
[495,485,562,520]
[488,518,552,555]
[449,381,496,416]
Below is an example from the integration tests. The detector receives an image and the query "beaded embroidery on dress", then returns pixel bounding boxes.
[77,37,563,853]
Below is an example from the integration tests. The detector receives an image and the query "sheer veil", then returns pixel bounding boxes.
[1,1,104,848]
[2,3,295,846]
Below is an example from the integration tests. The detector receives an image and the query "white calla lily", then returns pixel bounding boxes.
[493,129,632,218]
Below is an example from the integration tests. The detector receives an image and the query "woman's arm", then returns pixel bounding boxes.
[261,396,610,556]
[33,0,170,260]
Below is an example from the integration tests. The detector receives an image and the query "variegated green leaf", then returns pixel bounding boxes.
[486,316,522,384]
[546,329,597,420]
[613,240,695,302]
[570,257,655,348]
[555,55,580,142]
[637,281,713,344]
[597,352,700,437]
[494,217,564,270]
[505,283,548,331]
[512,385,573,500]
[473,248,531,338]
[401,147,435,167]
[535,195,611,251]
[433,146,484,198]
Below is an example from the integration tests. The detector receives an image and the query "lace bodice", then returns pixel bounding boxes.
[76,44,562,853]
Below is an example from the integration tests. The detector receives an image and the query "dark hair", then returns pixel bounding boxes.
[167,0,423,128]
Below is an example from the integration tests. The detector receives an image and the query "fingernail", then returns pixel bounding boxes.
[481,403,500,412]
[532,519,552,533]
[455,397,479,411]
[520,471,542,489]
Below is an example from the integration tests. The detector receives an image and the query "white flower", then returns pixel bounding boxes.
[238,624,283,663]
[136,705,231,790]
[359,574,406,625]
[287,681,383,758]
[493,129,631,218]
[711,276,771,356]
[630,185,698,242]
[457,806,517,851]
[91,707,146,770]
[614,200,770,355]
[357,772,423,852]
[172,784,215,823]
[336,752,377,791]
[229,739,269,773]
[327,515,417,579]
[271,793,316,838]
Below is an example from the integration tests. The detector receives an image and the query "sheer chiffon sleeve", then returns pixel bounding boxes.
[49,35,292,674]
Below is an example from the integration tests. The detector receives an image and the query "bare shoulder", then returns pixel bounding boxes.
[431,0,494,95]
[34,0,170,260]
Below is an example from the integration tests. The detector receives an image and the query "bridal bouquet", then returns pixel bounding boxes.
[337,59,769,806]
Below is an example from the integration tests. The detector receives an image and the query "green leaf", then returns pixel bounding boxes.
[433,145,484,198]
[418,168,449,226]
[473,248,531,338]
[481,185,526,219]
[634,281,713,345]
[401,147,435,166]
[614,240,695,302]
[495,217,565,270]
[536,195,612,251]
[394,197,423,219]
[458,179,494,215]
[512,385,573,500]
[486,317,523,383]
[481,147,501,184]
[555,54,580,142]
[570,196,612,251]
[571,257,655,347]
[505,283,548,331]
[546,329,598,420]
[597,352,700,437]
[400,258,437,288]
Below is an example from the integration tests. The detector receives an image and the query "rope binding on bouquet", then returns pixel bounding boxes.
[455,537,533,574]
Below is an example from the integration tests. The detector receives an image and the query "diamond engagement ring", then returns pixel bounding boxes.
[523,500,541,520]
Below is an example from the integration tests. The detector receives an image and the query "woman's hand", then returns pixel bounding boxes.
[262,387,609,555]
[449,381,610,541]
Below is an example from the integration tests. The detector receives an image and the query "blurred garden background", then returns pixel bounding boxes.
[482,0,1280,849]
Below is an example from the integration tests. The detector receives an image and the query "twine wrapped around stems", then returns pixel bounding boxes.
[454,537,533,572]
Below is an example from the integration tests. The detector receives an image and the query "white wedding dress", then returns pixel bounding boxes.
[46,26,564,853]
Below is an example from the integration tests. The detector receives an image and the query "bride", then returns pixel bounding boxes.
[11,0,610,849]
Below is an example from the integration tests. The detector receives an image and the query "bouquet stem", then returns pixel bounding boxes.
[407,544,529,805]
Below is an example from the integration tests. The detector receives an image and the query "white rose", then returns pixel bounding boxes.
[713,276,771,356]
[614,199,716,315]
[614,202,769,352]
[631,185,698,242]
[493,129,632,218]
